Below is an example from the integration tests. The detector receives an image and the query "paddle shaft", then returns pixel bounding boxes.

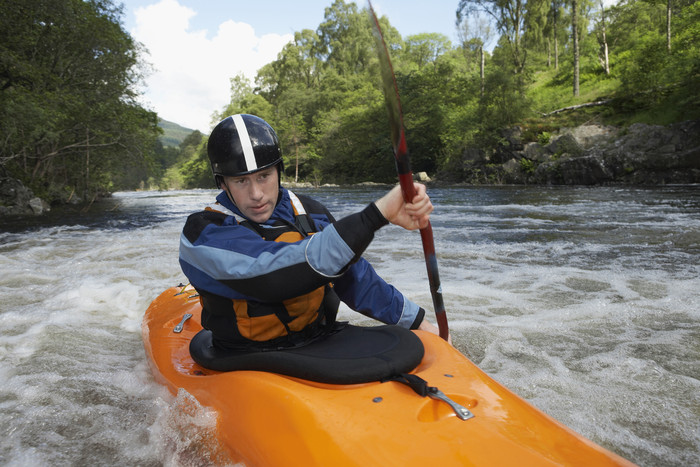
[370,3,449,340]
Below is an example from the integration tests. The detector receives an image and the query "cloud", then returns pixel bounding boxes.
[130,0,292,132]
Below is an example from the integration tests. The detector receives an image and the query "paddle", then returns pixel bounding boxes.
[368,2,450,341]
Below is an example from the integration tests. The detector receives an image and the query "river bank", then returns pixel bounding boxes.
[445,120,700,186]
[2,120,698,217]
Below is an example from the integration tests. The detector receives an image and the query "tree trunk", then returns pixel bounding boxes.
[85,127,90,201]
[602,39,609,75]
[553,2,559,70]
[667,0,672,52]
[295,145,299,183]
[572,0,580,97]
[600,0,610,75]
[480,45,485,97]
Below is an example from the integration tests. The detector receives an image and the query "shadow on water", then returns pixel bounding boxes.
[0,190,214,234]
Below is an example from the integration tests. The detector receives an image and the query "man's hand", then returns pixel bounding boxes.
[418,318,452,344]
[375,183,433,230]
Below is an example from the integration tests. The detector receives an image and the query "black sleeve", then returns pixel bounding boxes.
[410,307,426,329]
[182,210,228,243]
[333,202,389,259]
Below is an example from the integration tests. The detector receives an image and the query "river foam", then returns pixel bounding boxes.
[1,186,698,466]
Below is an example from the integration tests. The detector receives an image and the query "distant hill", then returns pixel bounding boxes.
[159,120,195,147]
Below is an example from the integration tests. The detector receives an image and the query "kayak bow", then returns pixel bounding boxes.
[143,286,636,466]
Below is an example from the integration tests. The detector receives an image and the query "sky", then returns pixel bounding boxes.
[119,0,463,133]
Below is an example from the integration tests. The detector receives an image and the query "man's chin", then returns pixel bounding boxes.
[244,209,272,223]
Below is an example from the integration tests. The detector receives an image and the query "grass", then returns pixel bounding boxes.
[521,64,694,133]
[528,68,621,115]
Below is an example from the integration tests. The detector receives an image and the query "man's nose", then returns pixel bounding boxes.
[249,180,263,199]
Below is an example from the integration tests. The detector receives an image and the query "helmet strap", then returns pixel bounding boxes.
[219,177,239,208]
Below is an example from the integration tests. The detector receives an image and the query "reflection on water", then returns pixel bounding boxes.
[1,185,698,466]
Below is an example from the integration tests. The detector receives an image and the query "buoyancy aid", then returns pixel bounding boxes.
[199,191,340,350]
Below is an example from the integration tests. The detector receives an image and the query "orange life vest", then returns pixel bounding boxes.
[200,191,339,350]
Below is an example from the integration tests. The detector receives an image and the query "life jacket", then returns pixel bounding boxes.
[200,191,340,351]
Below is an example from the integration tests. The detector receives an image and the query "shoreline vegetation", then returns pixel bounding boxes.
[2,0,699,217]
[2,118,699,217]
[2,117,699,218]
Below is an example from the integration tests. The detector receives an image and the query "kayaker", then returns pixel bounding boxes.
[179,114,445,351]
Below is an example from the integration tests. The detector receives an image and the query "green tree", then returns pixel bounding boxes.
[545,0,567,69]
[457,0,532,73]
[177,0,698,189]
[403,33,452,70]
[457,9,493,94]
[0,0,160,201]
[317,0,376,74]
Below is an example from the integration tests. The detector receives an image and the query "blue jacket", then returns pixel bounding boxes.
[179,187,423,348]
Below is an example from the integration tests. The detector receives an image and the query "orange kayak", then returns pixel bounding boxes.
[142,286,636,466]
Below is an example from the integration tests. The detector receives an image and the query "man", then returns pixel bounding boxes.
[179,114,444,351]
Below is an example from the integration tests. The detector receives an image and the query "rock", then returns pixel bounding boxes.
[461,147,488,163]
[28,197,51,215]
[602,120,700,184]
[500,127,523,150]
[0,178,50,216]
[545,133,584,158]
[502,158,521,173]
[476,120,700,185]
[284,181,315,188]
[414,172,431,182]
[568,125,619,149]
[535,155,613,185]
[522,142,550,162]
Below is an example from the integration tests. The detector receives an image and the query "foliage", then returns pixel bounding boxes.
[3,0,697,196]
[163,0,695,188]
[159,120,195,147]
[0,0,161,201]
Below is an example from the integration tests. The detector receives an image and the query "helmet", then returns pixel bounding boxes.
[207,114,282,183]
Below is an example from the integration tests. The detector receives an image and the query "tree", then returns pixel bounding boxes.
[547,0,565,69]
[596,0,611,74]
[317,0,376,74]
[403,33,452,70]
[667,0,672,51]
[572,0,581,96]
[0,0,160,200]
[456,10,493,95]
[457,0,530,73]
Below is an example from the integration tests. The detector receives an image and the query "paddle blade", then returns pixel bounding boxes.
[368,2,411,179]
[368,1,450,341]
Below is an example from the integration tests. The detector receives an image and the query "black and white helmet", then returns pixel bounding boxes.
[207,114,282,185]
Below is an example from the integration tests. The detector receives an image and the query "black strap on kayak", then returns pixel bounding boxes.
[383,373,432,396]
[382,373,476,421]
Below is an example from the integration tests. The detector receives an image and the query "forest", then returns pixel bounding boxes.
[1,0,698,203]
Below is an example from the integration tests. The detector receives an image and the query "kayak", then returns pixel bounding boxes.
[142,285,636,466]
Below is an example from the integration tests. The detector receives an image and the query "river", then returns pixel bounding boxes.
[1,185,698,466]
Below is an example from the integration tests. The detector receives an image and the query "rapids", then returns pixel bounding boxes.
[1,185,698,466]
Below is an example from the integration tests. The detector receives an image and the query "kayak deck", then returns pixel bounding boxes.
[143,286,635,466]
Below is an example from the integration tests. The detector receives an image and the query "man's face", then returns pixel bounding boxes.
[222,167,279,223]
